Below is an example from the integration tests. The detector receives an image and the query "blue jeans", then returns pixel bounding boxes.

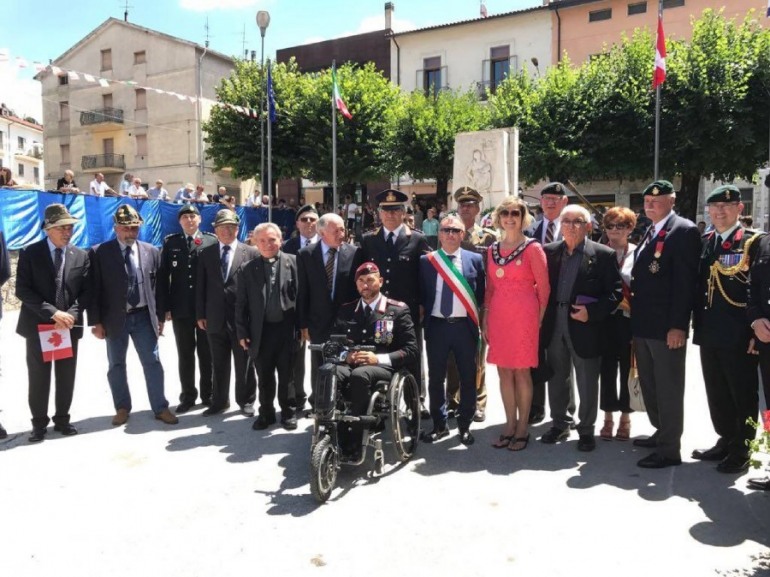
[106,310,168,414]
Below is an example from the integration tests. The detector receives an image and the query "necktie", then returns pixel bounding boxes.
[365,305,373,322]
[221,245,231,281]
[304,238,309,247]
[325,247,337,293]
[545,220,555,244]
[125,246,140,307]
[54,248,66,310]
[187,236,193,249]
[440,255,456,318]
[641,227,654,249]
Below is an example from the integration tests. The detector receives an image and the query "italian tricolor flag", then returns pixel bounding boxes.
[427,250,479,327]
[332,65,352,120]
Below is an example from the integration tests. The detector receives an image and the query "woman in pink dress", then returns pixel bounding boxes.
[483,197,549,451]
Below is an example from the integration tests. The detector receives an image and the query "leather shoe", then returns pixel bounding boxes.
[202,402,230,416]
[540,426,569,444]
[29,428,46,443]
[420,403,430,419]
[473,409,486,423]
[632,434,658,448]
[691,444,729,462]
[528,407,545,425]
[0,422,8,439]
[112,409,130,426]
[252,414,276,430]
[421,427,449,443]
[446,407,458,419]
[53,423,78,436]
[716,454,750,474]
[747,476,770,491]
[155,409,179,425]
[637,452,682,468]
[175,401,195,414]
[577,434,596,452]
[459,429,475,446]
[281,416,298,430]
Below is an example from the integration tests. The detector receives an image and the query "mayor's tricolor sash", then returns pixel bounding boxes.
[427,249,479,327]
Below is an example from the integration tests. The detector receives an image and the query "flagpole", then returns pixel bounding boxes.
[267,58,273,223]
[332,60,338,212]
[653,0,662,180]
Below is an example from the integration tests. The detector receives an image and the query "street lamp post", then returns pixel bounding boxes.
[256,10,270,216]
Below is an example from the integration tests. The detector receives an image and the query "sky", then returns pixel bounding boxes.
[0,0,541,122]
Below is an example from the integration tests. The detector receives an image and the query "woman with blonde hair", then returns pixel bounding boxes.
[483,196,550,451]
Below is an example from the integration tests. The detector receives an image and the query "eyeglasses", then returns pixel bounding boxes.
[499,209,521,218]
[604,223,629,230]
[440,227,463,235]
[561,219,587,227]
[298,217,317,223]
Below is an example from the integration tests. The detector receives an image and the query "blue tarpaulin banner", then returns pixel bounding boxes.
[0,191,296,250]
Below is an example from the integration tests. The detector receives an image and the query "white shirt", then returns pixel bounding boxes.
[147,186,168,201]
[117,240,146,309]
[89,179,110,197]
[430,250,467,318]
[219,240,239,280]
[300,234,319,248]
[128,185,148,199]
[382,224,404,243]
[346,203,358,219]
[541,217,561,243]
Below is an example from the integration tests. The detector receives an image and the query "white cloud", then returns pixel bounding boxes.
[0,64,42,123]
[301,13,416,45]
[179,0,262,11]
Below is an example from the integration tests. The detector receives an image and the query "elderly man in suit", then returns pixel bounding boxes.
[631,180,701,468]
[237,223,299,431]
[419,215,485,446]
[16,204,90,442]
[88,204,177,426]
[197,209,258,416]
[297,212,362,405]
[0,231,9,438]
[539,204,622,452]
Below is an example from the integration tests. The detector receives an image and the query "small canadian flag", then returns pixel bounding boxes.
[38,324,74,362]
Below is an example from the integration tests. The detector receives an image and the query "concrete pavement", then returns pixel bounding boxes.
[0,309,768,577]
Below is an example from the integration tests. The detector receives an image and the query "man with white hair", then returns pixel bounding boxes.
[539,204,622,452]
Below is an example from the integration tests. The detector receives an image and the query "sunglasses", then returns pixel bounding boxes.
[499,209,521,218]
[440,227,463,235]
[604,223,629,230]
[298,217,317,223]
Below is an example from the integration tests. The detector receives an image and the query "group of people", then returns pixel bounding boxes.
[1,179,768,493]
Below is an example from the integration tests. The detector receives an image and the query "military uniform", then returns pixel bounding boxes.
[692,185,762,472]
[158,225,218,409]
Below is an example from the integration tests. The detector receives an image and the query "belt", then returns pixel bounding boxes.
[432,316,466,324]
[127,306,148,314]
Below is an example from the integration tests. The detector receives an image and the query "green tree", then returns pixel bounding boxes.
[384,88,490,203]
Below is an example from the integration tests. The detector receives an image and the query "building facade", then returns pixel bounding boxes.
[0,104,44,188]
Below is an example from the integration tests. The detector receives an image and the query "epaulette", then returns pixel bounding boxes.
[386,298,407,308]
[164,232,183,241]
[201,231,216,237]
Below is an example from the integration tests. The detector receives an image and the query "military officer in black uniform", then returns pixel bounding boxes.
[361,189,430,402]
[157,203,218,413]
[692,185,762,474]
[334,262,418,457]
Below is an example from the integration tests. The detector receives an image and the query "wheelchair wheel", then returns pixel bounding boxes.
[389,372,420,462]
[310,435,338,503]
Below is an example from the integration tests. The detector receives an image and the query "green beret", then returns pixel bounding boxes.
[177,203,200,218]
[642,180,674,196]
[541,182,566,196]
[706,184,741,204]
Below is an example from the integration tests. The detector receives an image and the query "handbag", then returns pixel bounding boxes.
[627,343,646,412]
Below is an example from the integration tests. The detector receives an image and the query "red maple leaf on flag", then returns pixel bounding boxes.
[48,332,63,348]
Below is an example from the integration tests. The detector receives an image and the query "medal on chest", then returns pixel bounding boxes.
[648,229,668,274]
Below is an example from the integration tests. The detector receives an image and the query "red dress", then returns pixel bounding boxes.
[485,241,550,369]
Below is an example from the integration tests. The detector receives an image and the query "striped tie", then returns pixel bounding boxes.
[545,220,555,244]
[325,247,337,294]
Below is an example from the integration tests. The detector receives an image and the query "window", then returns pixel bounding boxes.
[662,0,684,8]
[33,166,39,182]
[740,187,753,216]
[134,50,146,64]
[423,56,442,97]
[628,2,647,15]
[58,74,69,86]
[17,164,24,177]
[136,134,147,156]
[59,101,69,121]
[589,8,612,22]
[0,131,4,147]
[100,48,112,71]
[103,93,113,109]
[135,88,146,110]
[17,136,25,151]
[490,46,510,94]
[103,138,114,155]
[60,144,70,165]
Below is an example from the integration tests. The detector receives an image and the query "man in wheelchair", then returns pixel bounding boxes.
[333,262,418,458]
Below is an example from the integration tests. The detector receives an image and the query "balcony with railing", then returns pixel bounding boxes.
[79,107,124,129]
[81,153,126,173]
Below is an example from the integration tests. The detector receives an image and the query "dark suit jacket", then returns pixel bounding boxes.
[16,239,90,340]
[157,230,217,319]
[297,241,362,343]
[0,231,11,321]
[87,239,163,338]
[630,213,701,340]
[196,241,258,333]
[540,239,622,358]
[282,235,318,256]
[418,248,485,339]
[361,226,430,319]
[235,251,298,359]
[525,219,563,244]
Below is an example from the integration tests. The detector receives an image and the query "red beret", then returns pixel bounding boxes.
[355,261,380,280]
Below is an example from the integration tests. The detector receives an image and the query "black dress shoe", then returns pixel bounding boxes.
[281,416,298,431]
[29,428,46,443]
[252,414,276,431]
[420,403,430,419]
[446,407,458,420]
[421,428,449,443]
[528,407,545,425]
[540,426,569,444]
[473,409,486,423]
[577,434,596,452]
[632,435,658,448]
[0,423,7,439]
[53,423,78,436]
[459,429,475,446]
[747,476,770,491]
[202,402,230,416]
[716,454,750,474]
[637,452,682,469]
[691,444,729,462]
[175,401,195,414]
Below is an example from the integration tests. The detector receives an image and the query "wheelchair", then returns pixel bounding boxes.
[308,335,421,503]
